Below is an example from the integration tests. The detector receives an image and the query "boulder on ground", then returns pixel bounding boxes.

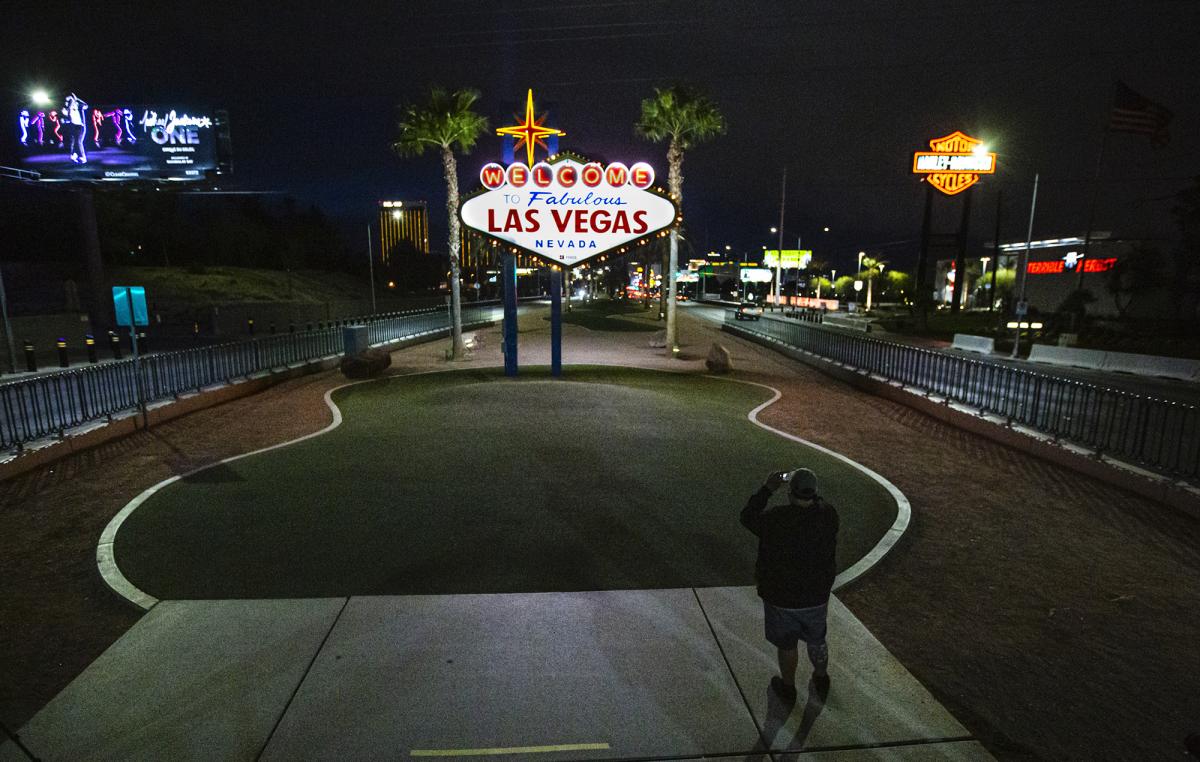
[648,329,668,348]
[705,342,733,373]
[340,348,392,379]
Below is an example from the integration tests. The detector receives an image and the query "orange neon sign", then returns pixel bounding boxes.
[496,89,565,167]
[912,131,996,196]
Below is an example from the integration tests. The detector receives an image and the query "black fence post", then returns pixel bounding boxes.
[109,331,123,360]
[86,334,98,363]
[57,338,69,368]
[23,340,36,372]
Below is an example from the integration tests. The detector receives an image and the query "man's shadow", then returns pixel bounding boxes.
[744,678,828,760]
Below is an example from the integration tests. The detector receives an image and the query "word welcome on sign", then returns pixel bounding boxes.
[460,153,679,268]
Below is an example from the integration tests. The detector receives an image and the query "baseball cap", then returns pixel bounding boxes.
[789,468,818,499]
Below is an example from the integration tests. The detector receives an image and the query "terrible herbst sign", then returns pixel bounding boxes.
[459,152,679,268]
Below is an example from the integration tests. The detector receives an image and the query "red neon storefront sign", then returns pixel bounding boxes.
[1026,258,1117,275]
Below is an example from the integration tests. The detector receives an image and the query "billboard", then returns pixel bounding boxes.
[14,93,219,181]
[763,249,812,269]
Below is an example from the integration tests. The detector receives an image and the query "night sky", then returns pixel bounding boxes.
[6,0,1199,273]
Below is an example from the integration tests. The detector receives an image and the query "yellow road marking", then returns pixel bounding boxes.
[411,743,610,757]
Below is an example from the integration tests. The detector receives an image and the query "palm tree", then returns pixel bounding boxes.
[861,256,888,311]
[392,88,488,359]
[637,85,726,353]
[805,257,828,300]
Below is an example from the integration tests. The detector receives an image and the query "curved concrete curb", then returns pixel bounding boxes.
[713,376,912,592]
[97,380,356,610]
[99,365,909,608]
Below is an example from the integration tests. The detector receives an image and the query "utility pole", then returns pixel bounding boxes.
[775,168,786,311]
[366,223,377,314]
[1011,173,1039,359]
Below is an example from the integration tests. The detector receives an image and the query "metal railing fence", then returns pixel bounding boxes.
[1,302,501,450]
[726,312,1200,480]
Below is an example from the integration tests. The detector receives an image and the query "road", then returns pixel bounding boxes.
[686,300,1200,405]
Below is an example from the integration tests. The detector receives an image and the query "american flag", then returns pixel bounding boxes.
[1109,81,1172,145]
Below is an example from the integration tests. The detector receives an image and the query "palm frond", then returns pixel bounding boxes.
[636,85,726,150]
[393,87,489,158]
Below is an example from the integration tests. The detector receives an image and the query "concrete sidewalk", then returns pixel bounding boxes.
[1,588,990,761]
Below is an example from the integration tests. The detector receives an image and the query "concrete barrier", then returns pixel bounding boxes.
[1099,351,1200,381]
[822,314,874,333]
[1029,344,1200,381]
[1028,344,1108,370]
[951,334,995,355]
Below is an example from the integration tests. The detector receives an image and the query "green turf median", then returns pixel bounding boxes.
[113,366,898,599]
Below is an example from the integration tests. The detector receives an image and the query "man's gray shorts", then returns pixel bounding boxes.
[763,601,828,650]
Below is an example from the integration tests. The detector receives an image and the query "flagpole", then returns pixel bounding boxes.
[1077,85,1117,296]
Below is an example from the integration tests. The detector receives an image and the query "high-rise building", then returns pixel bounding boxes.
[378,200,429,264]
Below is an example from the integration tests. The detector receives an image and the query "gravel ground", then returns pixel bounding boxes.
[3,303,1199,760]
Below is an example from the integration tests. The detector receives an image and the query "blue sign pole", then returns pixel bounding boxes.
[502,252,518,377]
[550,268,562,377]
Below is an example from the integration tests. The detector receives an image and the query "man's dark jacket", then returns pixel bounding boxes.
[741,487,840,608]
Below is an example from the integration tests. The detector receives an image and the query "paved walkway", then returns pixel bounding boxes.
[1,590,988,761]
[3,304,993,760]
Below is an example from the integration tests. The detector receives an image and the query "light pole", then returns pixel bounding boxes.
[866,261,885,312]
[979,256,990,311]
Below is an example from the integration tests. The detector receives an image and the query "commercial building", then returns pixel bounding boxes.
[378,200,429,264]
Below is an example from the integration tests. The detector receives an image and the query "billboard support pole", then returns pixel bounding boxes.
[550,267,563,377]
[916,183,934,330]
[0,261,17,374]
[951,185,974,313]
[502,252,518,377]
[79,189,109,335]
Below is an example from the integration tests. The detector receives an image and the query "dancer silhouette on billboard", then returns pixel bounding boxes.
[63,93,88,163]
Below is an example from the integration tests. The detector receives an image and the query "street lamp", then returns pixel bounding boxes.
[857,251,866,272]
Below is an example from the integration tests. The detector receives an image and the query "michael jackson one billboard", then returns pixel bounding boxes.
[14,91,220,181]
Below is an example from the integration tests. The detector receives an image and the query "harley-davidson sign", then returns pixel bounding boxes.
[912,131,996,196]
[459,152,680,268]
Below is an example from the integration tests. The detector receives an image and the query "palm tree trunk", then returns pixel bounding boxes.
[664,139,683,354]
[442,147,465,358]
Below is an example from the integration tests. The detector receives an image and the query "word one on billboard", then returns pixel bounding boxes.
[13,91,220,181]
[459,154,679,268]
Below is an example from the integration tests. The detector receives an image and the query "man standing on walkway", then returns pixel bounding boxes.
[741,468,840,703]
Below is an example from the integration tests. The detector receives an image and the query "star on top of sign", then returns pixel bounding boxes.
[496,89,564,167]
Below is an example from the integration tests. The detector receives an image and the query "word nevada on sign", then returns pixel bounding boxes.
[911,131,996,196]
[459,153,679,268]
